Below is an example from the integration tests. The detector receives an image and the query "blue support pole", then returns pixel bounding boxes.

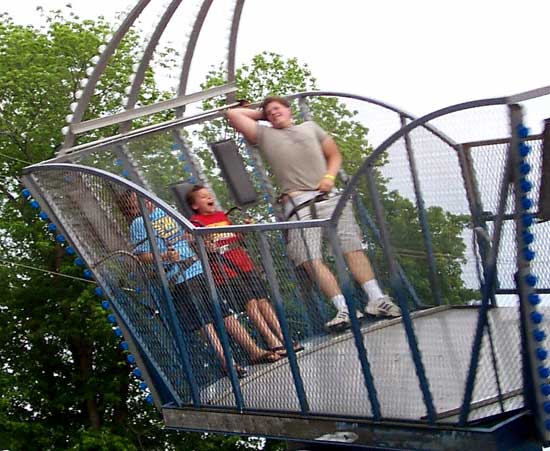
[257,232,310,414]
[326,225,382,419]
[138,198,201,406]
[363,168,437,422]
[400,114,442,305]
[194,234,245,411]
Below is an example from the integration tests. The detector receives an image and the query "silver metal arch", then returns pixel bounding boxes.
[330,95,510,223]
[177,0,215,100]
[225,0,245,105]
[120,0,185,134]
[286,91,460,149]
[61,0,152,149]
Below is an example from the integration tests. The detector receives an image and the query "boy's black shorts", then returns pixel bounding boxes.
[172,273,233,331]
[217,270,269,312]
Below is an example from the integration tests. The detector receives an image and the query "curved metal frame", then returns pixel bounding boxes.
[225,0,245,105]
[61,0,152,149]
[177,0,215,100]
[120,0,185,133]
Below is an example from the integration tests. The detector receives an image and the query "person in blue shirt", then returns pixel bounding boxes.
[119,190,280,378]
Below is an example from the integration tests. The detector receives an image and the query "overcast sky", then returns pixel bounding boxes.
[3,0,549,127]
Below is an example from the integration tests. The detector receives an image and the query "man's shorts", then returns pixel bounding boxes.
[286,194,363,267]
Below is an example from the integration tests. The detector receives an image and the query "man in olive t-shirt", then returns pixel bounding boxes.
[226,96,401,330]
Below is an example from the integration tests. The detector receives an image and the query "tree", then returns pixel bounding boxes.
[0,8,278,451]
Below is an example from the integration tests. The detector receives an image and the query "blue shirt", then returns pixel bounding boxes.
[130,207,203,283]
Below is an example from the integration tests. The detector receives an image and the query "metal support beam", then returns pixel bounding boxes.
[70,83,236,135]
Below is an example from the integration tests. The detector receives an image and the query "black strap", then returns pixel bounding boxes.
[286,193,331,220]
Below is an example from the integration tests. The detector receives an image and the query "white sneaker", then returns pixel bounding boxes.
[365,295,401,318]
[325,310,350,329]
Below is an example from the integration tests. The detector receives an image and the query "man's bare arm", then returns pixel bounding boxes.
[317,136,343,192]
[225,107,264,145]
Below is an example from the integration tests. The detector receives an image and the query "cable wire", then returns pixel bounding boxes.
[0,257,94,284]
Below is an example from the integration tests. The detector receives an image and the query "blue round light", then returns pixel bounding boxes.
[519,142,531,157]
[178,154,185,161]
[122,169,129,177]
[115,158,123,166]
[537,348,548,361]
[544,401,550,413]
[532,311,544,324]
[107,314,117,324]
[539,366,550,378]
[520,178,533,193]
[145,394,154,405]
[120,341,129,351]
[127,354,136,364]
[542,384,550,396]
[518,124,530,138]
[521,196,533,210]
[101,300,110,310]
[74,257,85,267]
[520,162,531,175]
[172,143,180,150]
[47,223,57,233]
[524,248,535,261]
[526,274,538,287]
[114,327,123,337]
[83,269,93,279]
[132,368,142,378]
[529,293,541,306]
[139,381,148,390]
[65,246,75,256]
[523,231,534,245]
[38,211,49,221]
[30,200,40,209]
[22,188,31,198]
[94,287,104,297]
[534,330,546,342]
[56,234,66,243]
[522,213,534,227]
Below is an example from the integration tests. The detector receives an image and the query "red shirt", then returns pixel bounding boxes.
[191,211,254,283]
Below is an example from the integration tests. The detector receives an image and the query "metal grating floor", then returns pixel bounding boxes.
[201,306,528,423]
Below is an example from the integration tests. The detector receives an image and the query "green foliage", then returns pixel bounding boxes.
[0,8,269,451]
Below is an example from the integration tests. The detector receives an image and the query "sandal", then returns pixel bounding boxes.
[250,350,281,364]
[269,346,288,357]
[222,363,248,379]
[270,343,305,357]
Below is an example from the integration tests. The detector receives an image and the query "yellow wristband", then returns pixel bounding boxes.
[323,174,336,181]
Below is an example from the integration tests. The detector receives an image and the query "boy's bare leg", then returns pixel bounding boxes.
[224,315,278,361]
[201,323,226,367]
[246,299,283,350]
[256,298,284,343]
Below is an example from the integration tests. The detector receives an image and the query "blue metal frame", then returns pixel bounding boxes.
[137,197,202,406]
[257,232,309,413]
[194,236,245,410]
[326,227,382,419]
[399,114,442,305]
